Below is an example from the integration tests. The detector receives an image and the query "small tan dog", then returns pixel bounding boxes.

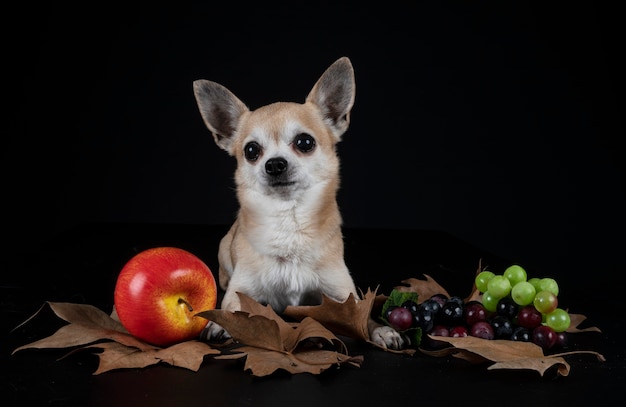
[193,57,405,350]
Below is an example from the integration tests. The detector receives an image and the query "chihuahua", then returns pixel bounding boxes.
[193,57,405,350]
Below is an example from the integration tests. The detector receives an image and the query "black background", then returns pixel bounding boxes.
[4,1,625,278]
[2,2,625,404]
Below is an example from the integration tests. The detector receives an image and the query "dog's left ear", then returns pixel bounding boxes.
[305,57,356,140]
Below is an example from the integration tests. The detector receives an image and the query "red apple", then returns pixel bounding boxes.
[114,247,217,347]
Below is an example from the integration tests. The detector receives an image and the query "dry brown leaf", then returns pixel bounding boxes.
[12,302,155,353]
[420,345,491,364]
[420,335,605,377]
[238,293,346,352]
[216,346,363,376]
[12,301,219,373]
[489,356,571,376]
[397,261,485,303]
[283,289,377,342]
[70,341,220,374]
[196,292,360,376]
[198,293,347,353]
[424,335,545,361]
[567,313,602,333]
[395,274,450,301]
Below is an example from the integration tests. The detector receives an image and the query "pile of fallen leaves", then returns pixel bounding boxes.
[11,266,605,377]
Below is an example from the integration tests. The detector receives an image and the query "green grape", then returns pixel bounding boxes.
[487,275,512,299]
[538,277,559,296]
[481,290,499,312]
[528,277,542,292]
[475,271,495,293]
[504,265,527,286]
[533,290,558,314]
[511,281,536,306]
[545,308,570,332]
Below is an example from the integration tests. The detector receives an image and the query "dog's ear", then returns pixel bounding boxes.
[193,80,249,153]
[305,57,356,140]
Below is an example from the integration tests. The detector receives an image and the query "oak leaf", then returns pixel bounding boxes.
[196,292,363,376]
[12,302,219,374]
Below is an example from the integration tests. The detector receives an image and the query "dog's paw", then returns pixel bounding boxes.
[370,325,407,350]
[199,320,232,342]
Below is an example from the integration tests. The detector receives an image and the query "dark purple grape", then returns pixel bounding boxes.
[447,296,464,306]
[532,325,557,350]
[517,305,542,329]
[423,324,449,350]
[430,325,450,337]
[450,326,468,337]
[490,316,514,339]
[441,300,464,324]
[470,321,494,340]
[464,301,487,326]
[496,297,519,319]
[429,293,448,308]
[555,331,569,349]
[384,305,399,321]
[402,300,419,314]
[419,298,442,318]
[510,326,531,342]
[387,307,413,331]
[412,308,434,332]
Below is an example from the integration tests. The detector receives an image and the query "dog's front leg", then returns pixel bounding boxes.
[368,318,407,350]
[201,320,232,341]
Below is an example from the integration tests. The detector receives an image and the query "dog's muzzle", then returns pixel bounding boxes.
[265,157,288,176]
[264,157,295,188]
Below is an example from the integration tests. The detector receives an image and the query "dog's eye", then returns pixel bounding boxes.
[293,133,315,153]
[244,141,261,162]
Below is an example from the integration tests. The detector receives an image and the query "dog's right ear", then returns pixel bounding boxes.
[193,80,249,153]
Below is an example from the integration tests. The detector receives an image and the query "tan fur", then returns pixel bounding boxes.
[193,57,405,349]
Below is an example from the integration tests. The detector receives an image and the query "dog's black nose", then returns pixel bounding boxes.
[265,157,288,176]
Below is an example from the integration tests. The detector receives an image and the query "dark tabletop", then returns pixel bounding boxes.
[1,223,623,406]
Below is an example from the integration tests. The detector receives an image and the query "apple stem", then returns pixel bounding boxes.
[178,298,193,312]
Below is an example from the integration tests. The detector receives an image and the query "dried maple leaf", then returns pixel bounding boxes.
[283,289,376,342]
[489,356,571,376]
[12,302,219,374]
[396,260,486,303]
[420,335,606,377]
[567,313,602,333]
[67,340,220,374]
[12,302,154,352]
[394,274,451,301]
[215,347,363,376]
[422,335,545,361]
[196,292,362,376]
